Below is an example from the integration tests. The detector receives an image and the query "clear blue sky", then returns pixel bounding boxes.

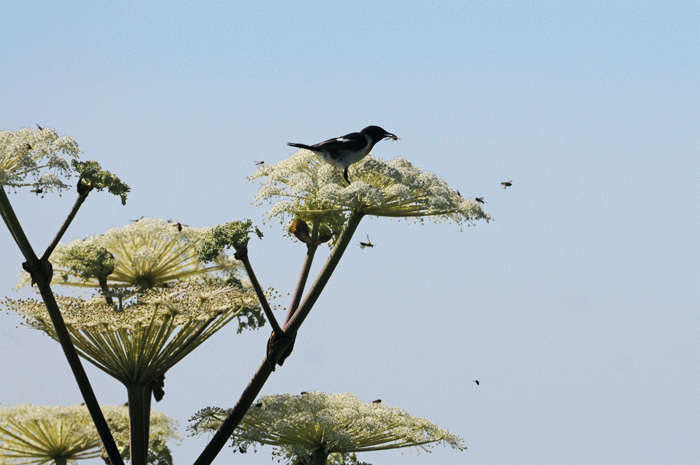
[1,2,698,464]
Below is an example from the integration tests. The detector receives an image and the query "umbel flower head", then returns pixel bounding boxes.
[18,218,244,292]
[3,282,261,386]
[251,152,491,242]
[0,404,178,465]
[188,391,464,465]
[0,127,79,191]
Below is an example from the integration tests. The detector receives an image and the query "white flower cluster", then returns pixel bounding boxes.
[17,218,243,290]
[190,391,464,463]
[0,127,80,190]
[251,151,491,227]
[0,404,178,464]
[3,283,259,384]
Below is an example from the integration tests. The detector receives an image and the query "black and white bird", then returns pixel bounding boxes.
[288,126,398,184]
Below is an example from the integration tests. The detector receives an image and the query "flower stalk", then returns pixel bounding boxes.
[193,212,363,465]
[0,188,124,465]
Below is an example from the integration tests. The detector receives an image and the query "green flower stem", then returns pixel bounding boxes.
[284,211,364,335]
[283,223,319,325]
[127,384,152,465]
[193,358,274,465]
[0,188,125,465]
[239,254,282,335]
[0,186,38,261]
[41,188,89,261]
[193,212,364,465]
[55,457,67,465]
[312,449,328,465]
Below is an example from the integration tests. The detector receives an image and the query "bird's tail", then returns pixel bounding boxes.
[287,142,312,150]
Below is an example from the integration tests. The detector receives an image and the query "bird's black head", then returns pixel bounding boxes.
[361,126,397,143]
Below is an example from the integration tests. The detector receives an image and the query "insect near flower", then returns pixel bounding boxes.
[372,399,382,404]
[167,219,188,231]
[501,180,512,189]
[255,161,265,166]
[475,197,486,204]
[473,380,480,386]
[36,124,44,130]
[30,188,43,195]
[359,235,374,249]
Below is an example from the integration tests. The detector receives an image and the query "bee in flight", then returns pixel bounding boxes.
[359,235,374,249]
[167,219,188,231]
[255,161,265,166]
[475,197,486,204]
[501,180,512,189]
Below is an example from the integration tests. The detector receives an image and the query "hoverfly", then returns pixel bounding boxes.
[30,188,43,195]
[501,180,512,189]
[36,124,44,130]
[473,380,480,386]
[359,235,374,249]
[167,219,188,231]
[372,399,382,404]
[255,161,265,166]
[475,197,486,204]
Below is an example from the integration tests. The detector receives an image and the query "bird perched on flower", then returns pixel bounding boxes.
[288,126,398,184]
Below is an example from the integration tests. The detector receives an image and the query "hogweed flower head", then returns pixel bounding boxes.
[18,218,244,291]
[3,282,261,385]
[188,391,464,464]
[0,127,80,192]
[0,404,178,465]
[251,152,491,242]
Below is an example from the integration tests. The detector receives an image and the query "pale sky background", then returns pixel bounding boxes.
[1,1,699,464]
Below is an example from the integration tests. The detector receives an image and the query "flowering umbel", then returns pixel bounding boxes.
[4,282,261,385]
[0,127,79,192]
[251,152,491,243]
[0,404,178,465]
[188,391,464,465]
[17,218,244,293]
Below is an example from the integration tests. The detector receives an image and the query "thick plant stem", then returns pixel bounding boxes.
[283,227,319,325]
[193,358,274,465]
[311,449,328,465]
[239,254,282,335]
[285,211,364,334]
[41,191,88,260]
[193,212,363,465]
[127,384,152,465]
[0,188,125,465]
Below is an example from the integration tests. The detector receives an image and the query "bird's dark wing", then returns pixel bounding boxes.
[311,131,368,152]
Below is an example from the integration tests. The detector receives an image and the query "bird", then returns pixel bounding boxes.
[288,126,398,184]
[473,380,480,385]
[501,180,512,189]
